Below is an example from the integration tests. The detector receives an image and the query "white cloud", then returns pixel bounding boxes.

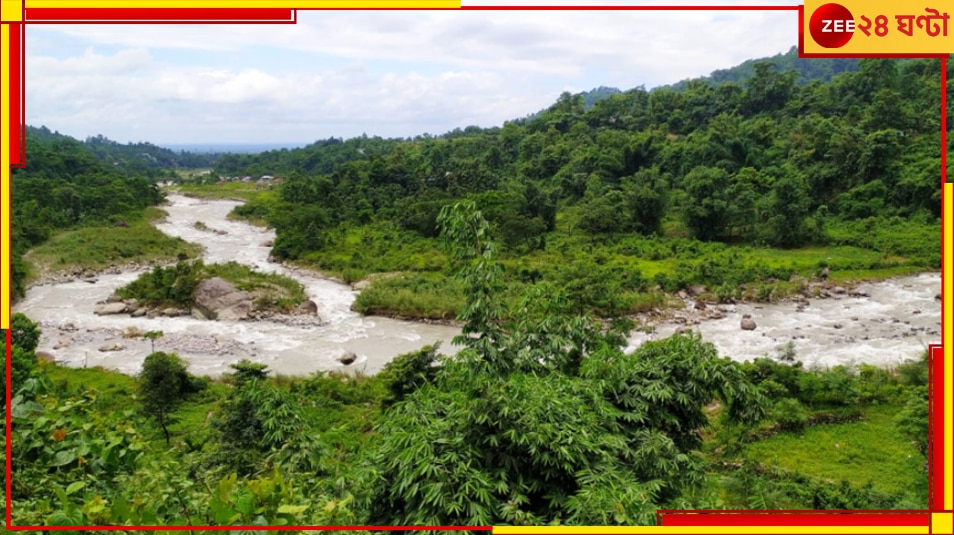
[26,8,799,144]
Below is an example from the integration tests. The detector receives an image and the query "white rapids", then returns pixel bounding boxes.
[14,194,940,377]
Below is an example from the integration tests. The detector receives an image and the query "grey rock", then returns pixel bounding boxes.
[688,285,707,297]
[94,302,127,315]
[217,302,253,321]
[338,351,357,365]
[194,277,253,320]
[740,317,757,331]
[297,299,318,315]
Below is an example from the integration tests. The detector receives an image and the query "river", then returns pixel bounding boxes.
[14,194,940,377]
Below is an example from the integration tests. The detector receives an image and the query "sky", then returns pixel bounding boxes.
[25,2,802,147]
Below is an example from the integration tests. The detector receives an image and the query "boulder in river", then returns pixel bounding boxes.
[98,343,125,352]
[218,302,253,321]
[297,299,318,315]
[740,315,757,331]
[261,240,273,247]
[338,351,357,365]
[194,277,253,320]
[94,302,127,315]
[688,285,707,297]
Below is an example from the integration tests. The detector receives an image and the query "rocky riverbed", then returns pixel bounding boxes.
[14,194,941,377]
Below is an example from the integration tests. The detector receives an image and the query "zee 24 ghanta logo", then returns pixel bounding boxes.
[809,2,950,48]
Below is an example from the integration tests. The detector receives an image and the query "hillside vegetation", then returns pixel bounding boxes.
[202,57,944,319]
[3,203,928,526]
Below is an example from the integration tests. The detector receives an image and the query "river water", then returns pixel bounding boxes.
[14,194,940,377]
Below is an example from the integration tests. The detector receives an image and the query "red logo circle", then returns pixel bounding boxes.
[809,3,855,48]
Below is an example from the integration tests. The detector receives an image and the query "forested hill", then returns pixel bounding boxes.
[10,128,167,297]
[524,48,858,123]
[664,46,860,91]
[26,126,219,176]
[219,56,943,250]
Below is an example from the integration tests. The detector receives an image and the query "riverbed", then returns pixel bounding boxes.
[14,194,940,377]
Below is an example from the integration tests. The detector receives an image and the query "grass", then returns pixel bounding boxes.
[24,208,202,285]
[744,404,924,496]
[353,272,465,320]
[173,181,277,203]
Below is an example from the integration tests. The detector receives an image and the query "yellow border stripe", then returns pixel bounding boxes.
[493,527,927,534]
[1,0,23,22]
[946,182,953,511]
[25,0,460,7]
[1,23,10,330]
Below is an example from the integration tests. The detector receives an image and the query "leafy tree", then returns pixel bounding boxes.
[366,203,764,526]
[138,352,191,443]
[142,330,163,353]
[11,313,41,353]
[214,362,319,474]
[682,166,733,241]
[765,174,812,247]
[377,344,441,408]
[7,346,39,398]
[894,386,928,456]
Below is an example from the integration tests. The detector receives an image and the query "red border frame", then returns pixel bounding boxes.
[23,8,297,23]
[3,3,948,531]
[7,23,23,168]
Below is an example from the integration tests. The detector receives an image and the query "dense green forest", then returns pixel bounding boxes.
[10,128,202,298]
[3,204,929,526]
[29,126,220,176]
[665,46,861,91]
[4,50,938,528]
[207,56,945,319]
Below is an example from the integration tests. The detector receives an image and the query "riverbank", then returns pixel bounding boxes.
[14,195,940,378]
[22,206,203,290]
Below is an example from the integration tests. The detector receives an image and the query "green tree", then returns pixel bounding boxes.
[682,165,733,241]
[214,362,319,474]
[366,204,763,526]
[138,351,190,443]
[894,386,928,456]
[142,330,163,353]
[10,312,41,353]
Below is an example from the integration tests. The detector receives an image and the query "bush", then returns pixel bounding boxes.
[377,344,441,408]
[771,397,809,431]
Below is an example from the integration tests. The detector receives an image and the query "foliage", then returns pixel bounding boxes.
[180,57,943,320]
[11,312,41,352]
[213,363,321,475]
[138,352,202,443]
[365,203,765,526]
[377,343,442,407]
[894,386,929,456]
[117,259,306,310]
